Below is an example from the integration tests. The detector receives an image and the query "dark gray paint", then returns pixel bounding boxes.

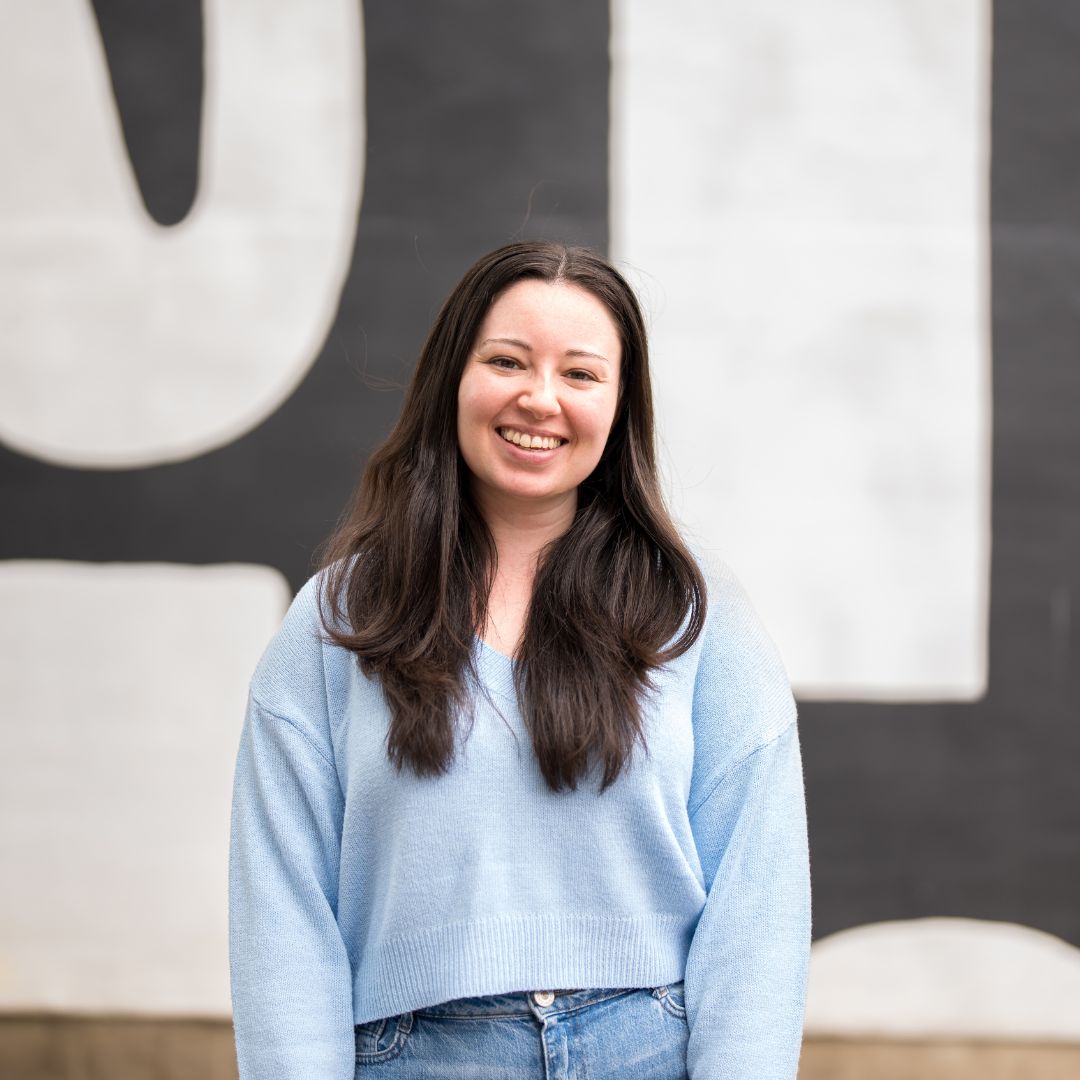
[91,0,203,226]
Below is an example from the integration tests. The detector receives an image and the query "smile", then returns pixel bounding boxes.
[497,427,567,451]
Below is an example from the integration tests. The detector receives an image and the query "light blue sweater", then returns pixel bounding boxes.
[229,560,810,1079]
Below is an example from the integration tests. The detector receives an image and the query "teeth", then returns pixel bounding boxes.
[499,428,562,451]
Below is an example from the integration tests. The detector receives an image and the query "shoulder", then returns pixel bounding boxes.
[248,562,352,724]
[696,553,789,677]
[687,550,798,777]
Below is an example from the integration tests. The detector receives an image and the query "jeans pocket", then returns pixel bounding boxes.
[649,980,687,1020]
[355,1011,414,1064]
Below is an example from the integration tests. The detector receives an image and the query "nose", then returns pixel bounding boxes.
[518,371,560,417]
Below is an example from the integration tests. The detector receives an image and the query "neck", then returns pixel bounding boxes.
[473,488,577,574]
[470,488,577,658]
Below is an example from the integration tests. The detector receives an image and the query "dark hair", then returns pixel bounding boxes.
[316,241,706,792]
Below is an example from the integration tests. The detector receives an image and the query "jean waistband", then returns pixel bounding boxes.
[415,987,638,1018]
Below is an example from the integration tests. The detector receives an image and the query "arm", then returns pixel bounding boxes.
[683,720,811,1079]
[229,692,354,1080]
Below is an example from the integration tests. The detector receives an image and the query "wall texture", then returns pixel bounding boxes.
[0,0,1077,1053]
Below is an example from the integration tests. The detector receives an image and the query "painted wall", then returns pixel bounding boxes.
[0,0,1077,1040]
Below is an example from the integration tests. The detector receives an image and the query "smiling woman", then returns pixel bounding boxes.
[228,241,811,1079]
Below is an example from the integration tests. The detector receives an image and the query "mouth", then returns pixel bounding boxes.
[497,427,567,451]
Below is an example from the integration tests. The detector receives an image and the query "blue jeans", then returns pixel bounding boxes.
[354,982,689,1079]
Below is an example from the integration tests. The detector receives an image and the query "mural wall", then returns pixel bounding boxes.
[1,0,1077,1041]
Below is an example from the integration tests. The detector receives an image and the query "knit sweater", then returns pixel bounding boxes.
[228,558,811,1080]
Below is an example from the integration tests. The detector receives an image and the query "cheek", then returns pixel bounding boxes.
[455,386,468,434]
[456,383,483,444]
[457,375,496,427]
[578,394,620,445]
[456,381,498,469]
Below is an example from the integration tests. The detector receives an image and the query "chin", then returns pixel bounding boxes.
[502,485,562,503]
[492,476,571,503]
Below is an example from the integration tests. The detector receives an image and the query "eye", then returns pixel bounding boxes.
[485,356,521,370]
[565,369,599,382]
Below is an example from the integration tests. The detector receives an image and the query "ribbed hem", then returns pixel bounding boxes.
[352,912,691,1024]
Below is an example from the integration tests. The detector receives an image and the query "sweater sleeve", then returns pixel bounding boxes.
[229,691,354,1080]
[681,559,811,1079]
[683,721,811,1079]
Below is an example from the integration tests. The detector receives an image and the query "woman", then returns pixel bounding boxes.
[229,242,810,1079]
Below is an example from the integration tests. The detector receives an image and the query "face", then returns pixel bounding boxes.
[457,279,622,517]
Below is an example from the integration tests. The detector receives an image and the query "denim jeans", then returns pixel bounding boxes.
[354,982,689,1079]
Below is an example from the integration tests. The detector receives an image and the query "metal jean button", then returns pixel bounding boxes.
[531,990,555,1007]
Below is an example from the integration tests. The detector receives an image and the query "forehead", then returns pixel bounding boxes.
[477,280,622,359]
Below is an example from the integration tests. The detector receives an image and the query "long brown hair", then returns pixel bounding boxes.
[316,241,706,792]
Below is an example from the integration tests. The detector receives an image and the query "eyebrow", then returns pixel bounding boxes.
[478,337,612,365]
